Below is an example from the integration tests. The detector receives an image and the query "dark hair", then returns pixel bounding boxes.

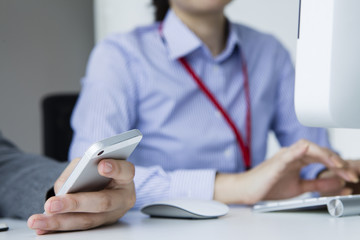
[152,0,170,22]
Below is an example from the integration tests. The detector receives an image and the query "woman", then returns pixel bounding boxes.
[69,0,359,208]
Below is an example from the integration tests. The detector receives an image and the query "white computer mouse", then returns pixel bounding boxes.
[140,199,229,219]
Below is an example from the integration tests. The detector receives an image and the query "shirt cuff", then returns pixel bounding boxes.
[169,169,217,200]
[45,187,55,200]
[300,163,327,180]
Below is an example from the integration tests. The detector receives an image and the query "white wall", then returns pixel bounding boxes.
[94,0,153,43]
[0,0,94,154]
[94,0,360,160]
[94,0,298,58]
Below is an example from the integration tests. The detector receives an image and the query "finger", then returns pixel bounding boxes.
[347,160,360,174]
[340,188,353,196]
[28,210,122,233]
[299,140,344,168]
[287,140,309,160]
[313,163,358,183]
[54,158,81,193]
[345,181,360,195]
[294,140,359,183]
[321,187,353,197]
[328,167,359,183]
[98,159,135,185]
[44,185,135,214]
[277,141,309,165]
[36,229,51,235]
[300,177,346,194]
[317,171,346,196]
[272,141,309,172]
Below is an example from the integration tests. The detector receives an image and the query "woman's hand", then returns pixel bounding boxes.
[214,140,359,205]
[28,158,136,235]
[317,159,360,196]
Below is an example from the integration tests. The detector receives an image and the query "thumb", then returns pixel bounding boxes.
[98,159,135,186]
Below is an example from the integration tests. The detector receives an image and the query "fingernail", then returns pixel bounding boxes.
[31,220,47,229]
[341,188,353,196]
[50,200,64,213]
[102,162,113,174]
[344,171,359,183]
[350,173,359,183]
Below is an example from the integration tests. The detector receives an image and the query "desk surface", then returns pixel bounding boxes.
[1,206,359,240]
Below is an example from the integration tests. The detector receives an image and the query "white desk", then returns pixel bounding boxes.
[1,206,359,240]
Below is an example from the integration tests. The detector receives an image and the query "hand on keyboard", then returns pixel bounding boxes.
[260,140,358,202]
[318,159,360,196]
[214,139,359,205]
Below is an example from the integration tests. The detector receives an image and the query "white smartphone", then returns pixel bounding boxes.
[56,129,142,195]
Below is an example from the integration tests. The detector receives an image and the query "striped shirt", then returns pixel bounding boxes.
[69,10,331,209]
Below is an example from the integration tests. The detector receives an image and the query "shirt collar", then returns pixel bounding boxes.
[215,22,241,63]
[161,10,242,61]
[162,10,202,60]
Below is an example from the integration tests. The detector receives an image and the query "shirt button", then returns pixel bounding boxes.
[215,110,222,118]
[224,147,232,158]
[213,65,220,72]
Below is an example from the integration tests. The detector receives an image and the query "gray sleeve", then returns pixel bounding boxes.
[0,132,67,219]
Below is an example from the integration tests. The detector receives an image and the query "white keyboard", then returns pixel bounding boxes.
[253,194,360,217]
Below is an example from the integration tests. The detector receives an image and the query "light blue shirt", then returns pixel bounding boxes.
[69,10,331,208]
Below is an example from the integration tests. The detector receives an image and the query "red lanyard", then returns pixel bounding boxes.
[159,24,252,170]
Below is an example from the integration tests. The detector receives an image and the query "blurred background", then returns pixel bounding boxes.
[1,0,359,160]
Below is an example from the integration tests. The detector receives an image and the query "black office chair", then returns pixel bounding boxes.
[42,93,78,162]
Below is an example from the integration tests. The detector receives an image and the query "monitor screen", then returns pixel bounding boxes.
[295,0,360,128]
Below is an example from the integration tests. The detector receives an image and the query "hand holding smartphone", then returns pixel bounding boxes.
[56,129,142,196]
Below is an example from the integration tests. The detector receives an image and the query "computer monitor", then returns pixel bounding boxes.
[295,0,360,128]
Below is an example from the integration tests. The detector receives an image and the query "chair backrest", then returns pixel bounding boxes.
[42,93,78,162]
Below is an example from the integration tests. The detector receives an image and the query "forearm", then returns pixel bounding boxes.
[134,166,216,209]
[214,173,243,204]
[0,149,66,219]
[214,170,268,205]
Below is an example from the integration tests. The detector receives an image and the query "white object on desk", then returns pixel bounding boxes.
[327,195,360,217]
[0,223,8,232]
[57,129,142,195]
[2,207,360,240]
[140,199,229,219]
[253,194,360,217]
